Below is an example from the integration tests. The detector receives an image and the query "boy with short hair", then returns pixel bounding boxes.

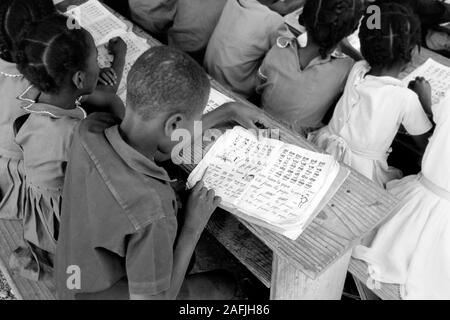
[55,46,264,300]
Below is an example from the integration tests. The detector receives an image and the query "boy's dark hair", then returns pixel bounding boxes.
[0,0,55,62]
[15,14,91,94]
[302,0,364,58]
[359,2,421,68]
[127,46,210,121]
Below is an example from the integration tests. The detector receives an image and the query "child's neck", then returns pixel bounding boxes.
[298,41,329,69]
[367,64,404,79]
[119,117,159,162]
[38,89,81,110]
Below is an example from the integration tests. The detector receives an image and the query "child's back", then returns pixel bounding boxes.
[259,38,354,131]
[257,0,363,133]
[353,93,450,300]
[204,0,287,98]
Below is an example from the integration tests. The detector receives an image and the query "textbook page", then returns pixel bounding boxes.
[403,59,450,105]
[66,0,128,46]
[204,89,235,114]
[188,127,343,240]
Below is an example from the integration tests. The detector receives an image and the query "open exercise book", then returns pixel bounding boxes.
[403,59,450,106]
[66,0,151,102]
[187,127,349,240]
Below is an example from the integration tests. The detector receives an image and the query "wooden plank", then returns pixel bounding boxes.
[348,258,401,300]
[0,220,56,300]
[270,251,351,300]
[206,210,272,288]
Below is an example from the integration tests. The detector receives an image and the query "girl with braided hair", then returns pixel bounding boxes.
[257,0,363,134]
[9,14,124,281]
[309,2,433,187]
[0,0,56,220]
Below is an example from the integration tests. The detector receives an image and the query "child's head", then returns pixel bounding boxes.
[359,1,421,70]
[302,0,364,58]
[0,0,56,62]
[15,14,99,96]
[126,46,210,156]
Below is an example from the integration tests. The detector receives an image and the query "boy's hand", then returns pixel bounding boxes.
[108,37,127,57]
[224,102,270,131]
[409,77,432,115]
[98,68,118,86]
[184,181,221,235]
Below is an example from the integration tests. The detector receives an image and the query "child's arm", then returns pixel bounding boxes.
[202,102,270,131]
[408,77,433,118]
[98,37,127,94]
[82,90,125,120]
[338,38,363,61]
[130,181,220,300]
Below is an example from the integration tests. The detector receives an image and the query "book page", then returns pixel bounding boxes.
[204,88,235,114]
[403,59,450,105]
[66,0,128,46]
[187,127,283,206]
[238,144,339,228]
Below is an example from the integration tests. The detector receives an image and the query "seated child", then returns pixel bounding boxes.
[129,0,177,38]
[55,46,267,300]
[309,2,433,188]
[167,0,227,56]
[257,0,363,133]
[204,0,304,98]
[0,0,56,220]
[353,89,450,300]
[10,14,127,281]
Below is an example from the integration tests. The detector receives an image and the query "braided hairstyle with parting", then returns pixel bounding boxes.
[15,14,92,94]
[0,0,56,62]
[359,1,421,68]
[302,0,364,58]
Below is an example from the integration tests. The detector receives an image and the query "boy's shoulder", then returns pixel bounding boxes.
[70,113,178,231]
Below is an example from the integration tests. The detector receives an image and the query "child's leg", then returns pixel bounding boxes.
[177,270,237,300]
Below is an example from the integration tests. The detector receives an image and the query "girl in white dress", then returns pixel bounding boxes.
[308,2,433,187]
[353,90,450,300]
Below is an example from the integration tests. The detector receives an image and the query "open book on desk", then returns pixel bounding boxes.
[187,127,349,240]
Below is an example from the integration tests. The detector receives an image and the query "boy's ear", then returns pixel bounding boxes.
[72,71,86,90]
[164,113,185,138]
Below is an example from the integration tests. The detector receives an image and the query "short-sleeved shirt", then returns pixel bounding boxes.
[258,37,354,131]
[422,94,450,191]
[15,86,86,190]
[168,0,227,52]
[328,60,433,155]
[129,0,177,35]
[204,0,286,98]
[0,58,29,158]
[56,114,178,300]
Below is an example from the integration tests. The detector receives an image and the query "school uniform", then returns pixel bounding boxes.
[12,86,86,281]
[204,0,286,98]
[0,58,28,220]
[168,0,227,53]
[353,94,450,300]
[56,114,178,299]
[129,0,177,36]
[257,36,354,133]
[309,61,433,187]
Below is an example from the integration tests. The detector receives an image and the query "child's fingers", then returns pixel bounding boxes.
[98,77,109,86]
[101,72,115,86]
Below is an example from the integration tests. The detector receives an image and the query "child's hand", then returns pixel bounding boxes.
[225,102,270,131]
[409,77,432,115]
[98,68,118,87]
[184,181,221,235]
[108,37,127,57]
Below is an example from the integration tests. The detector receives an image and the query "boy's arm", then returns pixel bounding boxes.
[201,102,270,131]
[130,182,220,300]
